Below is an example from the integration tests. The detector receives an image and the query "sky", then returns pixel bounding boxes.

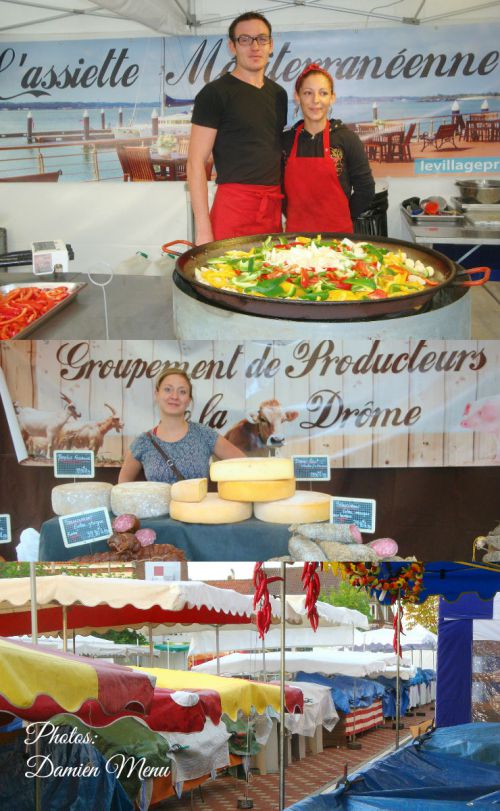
[187,561,305,581]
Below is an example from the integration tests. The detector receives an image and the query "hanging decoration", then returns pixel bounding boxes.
[301,562,321,631]
[393,601,405,656]
[338,562,425,604]
[253,563,282,638]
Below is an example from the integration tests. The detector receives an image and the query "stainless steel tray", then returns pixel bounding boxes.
[464,212,500,230]
[0,281,87,339]
[401,204,464,225]
[451,196,500,212]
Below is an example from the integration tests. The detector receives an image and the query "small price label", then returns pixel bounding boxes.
[292,455,330,481]
[0,515,11,544]
[59,507,112,548]
[54,450,95,479]
[331,497,376,533]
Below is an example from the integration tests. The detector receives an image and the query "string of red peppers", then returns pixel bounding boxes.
[393,603,404,657]
[253,562,283,638]
[301,561,320,631]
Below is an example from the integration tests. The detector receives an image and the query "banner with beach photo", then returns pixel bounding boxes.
[1,339,499,468]
[0,22,499,180]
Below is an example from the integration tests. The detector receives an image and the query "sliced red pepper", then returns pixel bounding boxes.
[353,260,372,276]
[367,289,389,299]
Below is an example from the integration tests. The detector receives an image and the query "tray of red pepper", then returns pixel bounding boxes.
[401,200,464,225]
[0,282,86,340]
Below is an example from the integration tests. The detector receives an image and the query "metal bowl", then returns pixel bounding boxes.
[455,179,500,204]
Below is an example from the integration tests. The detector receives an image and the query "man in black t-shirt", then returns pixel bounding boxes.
[187,12,287,244]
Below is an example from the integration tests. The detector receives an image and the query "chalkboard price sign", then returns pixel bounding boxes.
[59,507,112,549]
[54,450,95,479]
[0,515,11,544]
[331,497,376,533]
[292,455,330,481]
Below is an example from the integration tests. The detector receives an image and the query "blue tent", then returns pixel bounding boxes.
[436,591,498,728]
[372,562,500,604]
[286,723,500,810]
[363,561,499,728]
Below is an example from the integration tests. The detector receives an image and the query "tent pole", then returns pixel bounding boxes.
[29,563,41,811]
[72,628,76,655]
[62,606,68,653]
[279,562,287,811]
[395,591,401,749]
[149,626,154,668]
[262,633,266,682]
[29,562,38,644]
[216,625,221,675]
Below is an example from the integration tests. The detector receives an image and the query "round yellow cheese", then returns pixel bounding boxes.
[171,478,208,503]
[253,490,332,524]
[210,457,294,482]
[218,478,296,502]
[170,492,252,524]
[51,482,112,516]
[111,482,171,518]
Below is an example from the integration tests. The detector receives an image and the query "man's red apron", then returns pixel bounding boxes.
[210,183,283,240]
[284,123,353,233]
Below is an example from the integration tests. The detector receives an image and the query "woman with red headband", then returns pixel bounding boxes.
[283,64,374,233]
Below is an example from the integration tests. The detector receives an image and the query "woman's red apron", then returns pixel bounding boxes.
[210,183,283,240]
[284,123,353,233]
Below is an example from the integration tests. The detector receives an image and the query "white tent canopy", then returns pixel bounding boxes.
[7,633,159,658]
[193,649,415,679]
[189,624,361,655]
[353,623,438,652]
[0,575,301,636]
[2,0,500,39]
[188,598,369,654]
[473,593,500,642]
[285,595,369,630]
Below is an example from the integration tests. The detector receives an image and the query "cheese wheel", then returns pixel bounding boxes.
[218,478,296,503]
[51,482,112,516]
[171,478,208,503]
[210,457,294,482]
[111,482,171,519]
[254,490,331,524]
[170,492,252,524]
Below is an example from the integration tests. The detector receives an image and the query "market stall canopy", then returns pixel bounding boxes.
[285,596,369,630]
[7,633,160,658]
[188,597,369,654]
[373,562,500,604]
[188,623,359,655]
[0,576,297,635]
[2,0,498,37]
[473,593,500,641]
[2,682,223,733]
[353,623,437,652]
[132,666,301,719]
[0,636,155,717]
[193,649,414,680]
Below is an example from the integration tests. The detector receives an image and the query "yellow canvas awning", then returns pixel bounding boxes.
[132,666,281,720]
[0,637,154,716]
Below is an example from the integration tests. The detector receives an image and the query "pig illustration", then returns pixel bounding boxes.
[460,395,500,461]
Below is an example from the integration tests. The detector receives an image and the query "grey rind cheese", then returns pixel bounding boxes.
[52,482,113,516]
[111,482,171,518]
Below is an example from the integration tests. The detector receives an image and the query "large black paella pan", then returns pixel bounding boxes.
[164,233,490,322]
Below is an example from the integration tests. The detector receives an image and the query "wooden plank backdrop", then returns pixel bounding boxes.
[372,340,410,468]
[1,339,499,470]
[408,339,446,467]
[444,340,481,466]
[308,340,345,468]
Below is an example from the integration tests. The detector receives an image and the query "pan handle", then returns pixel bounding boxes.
[452,266,491,287]
[161,240,194,257]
